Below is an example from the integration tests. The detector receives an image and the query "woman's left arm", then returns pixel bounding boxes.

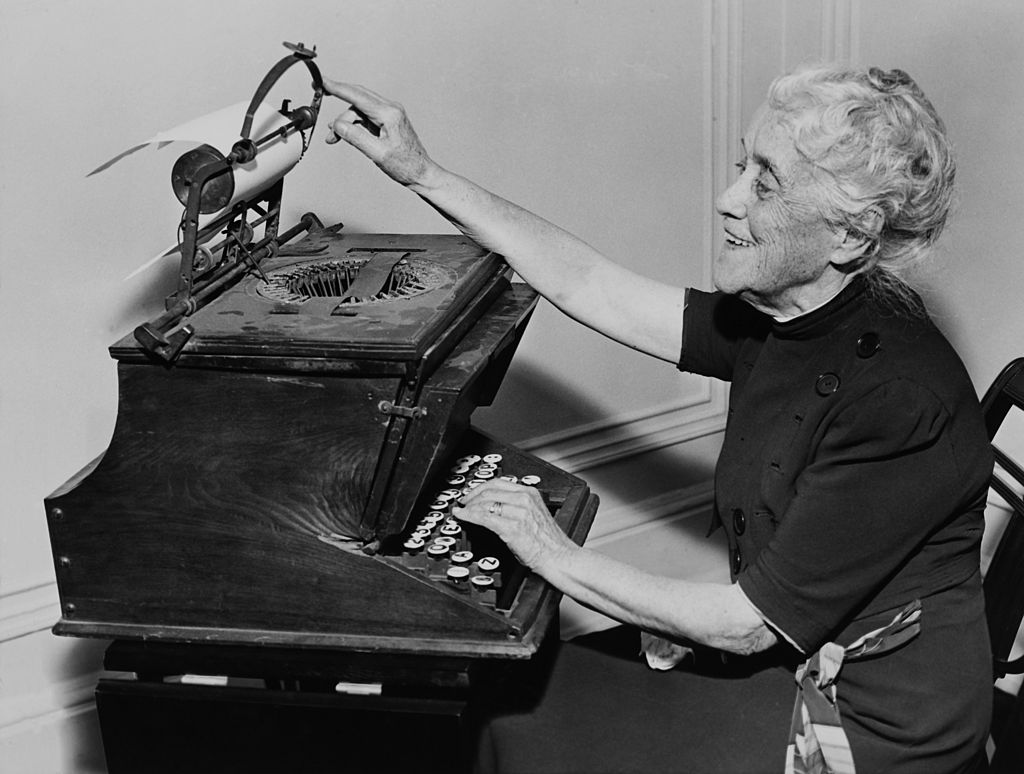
[453,479,778,655]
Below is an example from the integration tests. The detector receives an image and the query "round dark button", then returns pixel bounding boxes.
[815,373,841,396]
[731,546,743,575]
[732,508,746,536]
[856,332,881,358]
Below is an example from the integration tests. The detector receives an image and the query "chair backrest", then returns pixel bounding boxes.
[980,357,1024,680]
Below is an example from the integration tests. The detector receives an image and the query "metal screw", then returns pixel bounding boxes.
[64,603,76,617]
[50,507,64,521]
[58,556,71,569]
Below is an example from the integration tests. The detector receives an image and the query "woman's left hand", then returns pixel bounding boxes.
[452,479,578,574]
[322,79,437,188]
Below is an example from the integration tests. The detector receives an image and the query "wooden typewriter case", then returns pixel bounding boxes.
[45,230,597,659]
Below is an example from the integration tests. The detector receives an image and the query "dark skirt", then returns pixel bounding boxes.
[477,580,991,774]
[476,626,795,774]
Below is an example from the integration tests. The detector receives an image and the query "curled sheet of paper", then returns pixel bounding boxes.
[90,99,306,186]
[90,101,309,279]
[639,631,694,671]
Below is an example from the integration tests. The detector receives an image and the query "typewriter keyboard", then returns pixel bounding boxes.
[383,452,552,612]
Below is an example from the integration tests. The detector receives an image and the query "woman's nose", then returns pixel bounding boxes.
[716,176,749,219]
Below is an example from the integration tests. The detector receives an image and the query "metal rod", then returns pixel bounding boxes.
[148,214,318,333]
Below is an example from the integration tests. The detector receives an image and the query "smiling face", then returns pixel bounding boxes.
[713,106,851,317]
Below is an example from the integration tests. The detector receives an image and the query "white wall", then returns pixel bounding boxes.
[2,1,1022,770]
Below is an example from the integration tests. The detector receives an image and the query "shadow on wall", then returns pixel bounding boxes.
[65,699,109,774]
[475,358,614,445]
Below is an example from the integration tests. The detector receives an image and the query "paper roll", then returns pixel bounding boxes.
[93,100,309,280]
[92,100,305,206]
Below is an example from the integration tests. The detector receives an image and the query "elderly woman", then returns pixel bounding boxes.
[324,65,992,773]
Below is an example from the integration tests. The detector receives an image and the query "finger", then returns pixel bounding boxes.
[321,79,380,106]
[325,108,377,145]
[450,498,509,531]
[461,485,545,520]
[325,118,384,154]
[459,479,523,504]
[322,79,399,125]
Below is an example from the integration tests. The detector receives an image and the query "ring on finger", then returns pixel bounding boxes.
[487,501,503,517]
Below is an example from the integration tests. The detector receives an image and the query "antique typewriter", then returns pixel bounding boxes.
[44,44,596,773]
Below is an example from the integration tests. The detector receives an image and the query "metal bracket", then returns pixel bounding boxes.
[134,323,195,363]
[377,401,427,420]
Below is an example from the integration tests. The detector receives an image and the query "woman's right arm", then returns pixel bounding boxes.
[323,80,686,363]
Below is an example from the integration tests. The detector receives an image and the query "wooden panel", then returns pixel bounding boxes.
[370,286,539,537]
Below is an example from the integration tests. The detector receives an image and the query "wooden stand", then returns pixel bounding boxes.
[96,623,559,774]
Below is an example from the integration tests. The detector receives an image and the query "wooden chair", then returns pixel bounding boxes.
[979,357,1024,772]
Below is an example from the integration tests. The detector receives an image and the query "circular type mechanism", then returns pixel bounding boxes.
[254,255,454,305]
[171,144,235,214]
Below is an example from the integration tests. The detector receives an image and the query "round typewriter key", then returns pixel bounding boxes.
[499,475,518,483]
[426,511,445,521]
[452,464,472,475]
[434,536,457,547]
[429,500,449,512]
[520,475,541,486]
[483,454,503,464]
[477,556,500,573]
[476,463,497,472]
[441,488,463,499]
[403,537,426,552]
[466,480,484,489]
[446,566,470,583]
[471,575,494,590]
[446,475,466,486]
[427,543,450,558]
[475,470,495,480]
[451,550,474,565]
[412,528,431,541]
[440,522,462,537]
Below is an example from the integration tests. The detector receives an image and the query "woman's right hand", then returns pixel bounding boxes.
[323,80,439,189]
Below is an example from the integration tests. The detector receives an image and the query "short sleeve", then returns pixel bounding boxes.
[679,289,769,381]
[737,377,981,652]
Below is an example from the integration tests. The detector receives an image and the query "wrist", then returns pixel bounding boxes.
[407,162,455,197]
[531,536,583,584]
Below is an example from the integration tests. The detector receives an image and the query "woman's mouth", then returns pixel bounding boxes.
[725,234,754,248]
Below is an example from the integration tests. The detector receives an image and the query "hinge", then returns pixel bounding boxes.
[377,400,427,419]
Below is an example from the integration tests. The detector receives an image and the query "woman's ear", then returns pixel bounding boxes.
[833,207,882,269]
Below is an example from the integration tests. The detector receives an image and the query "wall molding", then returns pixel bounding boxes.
[0,581,59,643]
[585,479,715,545]
[822,0,857,64]
[0,668,98,733]
[519,385,727,474]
